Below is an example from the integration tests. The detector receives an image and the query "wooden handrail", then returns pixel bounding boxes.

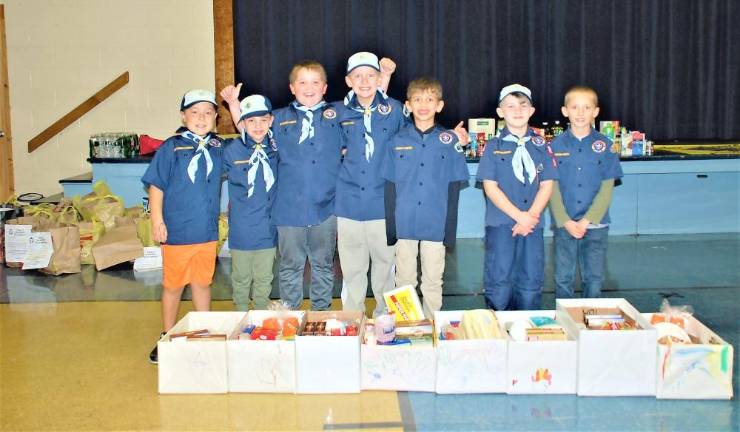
[27,71,129,153]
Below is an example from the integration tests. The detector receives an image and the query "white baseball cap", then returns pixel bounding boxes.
[498,84,532,103]
[180,89,217,110]
[346,51,380,74]
[239,94,273,121]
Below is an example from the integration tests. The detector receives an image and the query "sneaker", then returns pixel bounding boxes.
[149,332,166,365]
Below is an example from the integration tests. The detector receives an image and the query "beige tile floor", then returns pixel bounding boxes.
[0,300,403,431]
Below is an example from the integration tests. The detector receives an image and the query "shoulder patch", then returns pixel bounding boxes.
[269,138,278,151]
[323,108,337,119]
[439,131,454,144]
[377,104,392,115]
[592,140,607,153]
[532,135,545,146]
[208,137,221,148]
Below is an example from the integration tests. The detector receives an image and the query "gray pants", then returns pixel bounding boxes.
[277,216,337,310]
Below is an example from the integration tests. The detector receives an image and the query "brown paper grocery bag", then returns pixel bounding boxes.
[92,224,144,271]
[40,224,82,276]
[78,218,105,265]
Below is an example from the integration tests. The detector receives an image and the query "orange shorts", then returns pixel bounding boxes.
[161,241,218,290]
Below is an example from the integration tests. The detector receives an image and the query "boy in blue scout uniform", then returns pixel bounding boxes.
[222,94,279,311]
[381,77,469,319]
[142,89,223,364]
[548,86,623,299]
[477,84,558,311]
[336,52,407,317]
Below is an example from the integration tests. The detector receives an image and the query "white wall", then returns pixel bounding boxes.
[4,0,215,196]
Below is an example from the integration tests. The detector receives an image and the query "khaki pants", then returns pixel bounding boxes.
[231,247,276,311]
[395,239,446,319]
[338,217,395,317]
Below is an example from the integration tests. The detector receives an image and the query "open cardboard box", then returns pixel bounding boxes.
[496,310,577,395]
[556,298,657,396]
[158,311,246,394]
[643,313,734,399]
[294,310,364,394]
[434,310,507,394]
[360,320,437,392]
[226,310,305,393]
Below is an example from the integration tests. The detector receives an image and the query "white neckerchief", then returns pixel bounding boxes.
[344,90,385,161]
[182,131,213,183]
[241,131,275,198]
[291,100,327,144]
[503,133,536,184]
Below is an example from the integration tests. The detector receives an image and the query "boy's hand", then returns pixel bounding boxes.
[563,220,585,239]
[152,219,168,244]
[379,57,396,76]
[453,121,470,145]
[515,210,539,232]
[511,223,533,237]
[220,83,242,104]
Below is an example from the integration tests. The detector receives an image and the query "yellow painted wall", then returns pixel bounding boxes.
[3,0,215,196]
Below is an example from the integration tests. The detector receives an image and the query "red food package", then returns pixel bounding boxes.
[346,324,358,336]
[250,328,278,340]
[262,317,280,330]
[139,135,164,155]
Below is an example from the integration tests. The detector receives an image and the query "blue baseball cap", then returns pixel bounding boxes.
[239,94,273,121]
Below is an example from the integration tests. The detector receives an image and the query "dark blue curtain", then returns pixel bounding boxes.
[233,0,739,141]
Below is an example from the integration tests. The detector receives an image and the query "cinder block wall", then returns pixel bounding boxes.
[3,0,215,196]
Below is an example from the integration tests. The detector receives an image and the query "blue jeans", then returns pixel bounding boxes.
[277,216,337,310]
[554,226,609,299]
[483,226,544,311]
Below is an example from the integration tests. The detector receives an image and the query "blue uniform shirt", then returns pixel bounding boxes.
[476,127,558,228]
[336,93,407,221]
[381,123,469,242]
[549,128,623,223]
[223,134,279,250]
[270,102,343,227]
[141,133,223,245]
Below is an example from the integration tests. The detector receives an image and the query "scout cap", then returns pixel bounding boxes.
[180,89,217,110]
[346,52,380,74]
[498,84,532,103]
[239,94,273,121]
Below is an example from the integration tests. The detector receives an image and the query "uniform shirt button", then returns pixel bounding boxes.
[419,182,423,186]
[312,160,316,164]
[420,163,425,167]
[361,187,365,191]
[578,149,582,152]
[361,170,365,174]
[578,184,582,187]
[422,144,426,148]
[418,201,422,205]
[577,200,582,204]
[577,167,582,171]
[310,142,314,146]
[524,199,528,203]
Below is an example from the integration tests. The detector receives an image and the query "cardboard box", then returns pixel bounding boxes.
[158,311,246,394]
[556,298,657,396]
[434,310,507,394]
[644,313,734,399]
[360,322,436,392]
[294,311,364,394]
[227,310,305,393]
[496,310,577,394]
